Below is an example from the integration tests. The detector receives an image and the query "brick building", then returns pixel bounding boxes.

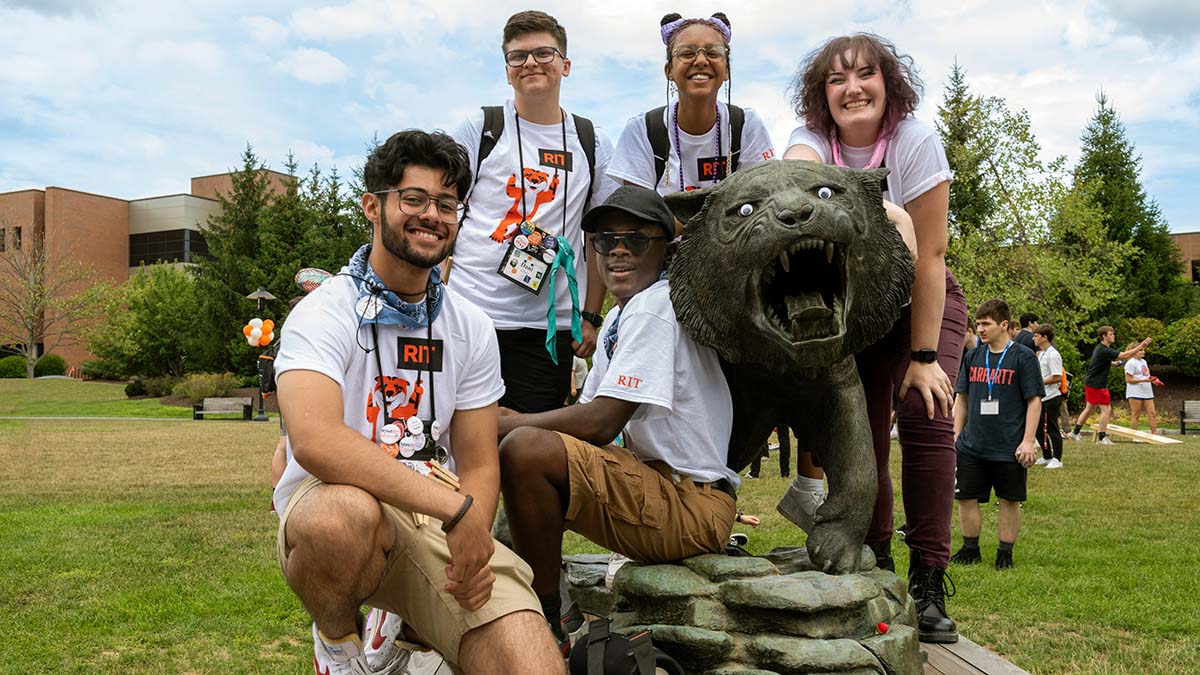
[1170,231,1200,283]
[0,170,290,369]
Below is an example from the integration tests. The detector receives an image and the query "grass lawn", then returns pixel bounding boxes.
[1,414,1198,673]
[0,379,192,418]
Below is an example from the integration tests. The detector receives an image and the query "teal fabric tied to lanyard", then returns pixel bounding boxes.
[545,235,582,365]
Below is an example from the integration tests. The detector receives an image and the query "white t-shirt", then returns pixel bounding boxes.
[785,116,952,206]
[1038,345,1064,401]
[580,279,738,488]
[450,101,619,330]
[271,275,505,513]
[608,102,776,195]
[1124,358,1153,399]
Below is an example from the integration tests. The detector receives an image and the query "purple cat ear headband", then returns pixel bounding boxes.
[660,16,732,46]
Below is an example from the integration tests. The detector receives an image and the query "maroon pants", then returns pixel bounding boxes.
[854,269,968,568]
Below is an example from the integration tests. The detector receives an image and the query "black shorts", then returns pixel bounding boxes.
[495,327,574,413]
[955,452,1027,503]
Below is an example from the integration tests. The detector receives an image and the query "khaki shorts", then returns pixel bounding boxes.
[559,432,737,563]
[276,476,541,662]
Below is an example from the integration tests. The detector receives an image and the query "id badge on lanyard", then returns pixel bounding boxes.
[497,220,558,294]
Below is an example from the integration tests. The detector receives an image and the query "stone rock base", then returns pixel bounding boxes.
[564,547,922,675]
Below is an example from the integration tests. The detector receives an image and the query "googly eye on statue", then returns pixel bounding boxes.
[817,187,833,200]
[406,417,424,435]
[356,295,382,321]
[379,423,403,445]
[738,203,753,217]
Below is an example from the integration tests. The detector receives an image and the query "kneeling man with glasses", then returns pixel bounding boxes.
[496,185,739,646]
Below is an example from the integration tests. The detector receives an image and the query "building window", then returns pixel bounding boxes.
[129,229,209,266]
[12,226,20,250]
[0,228,6,252]
[1193,261,1200,284]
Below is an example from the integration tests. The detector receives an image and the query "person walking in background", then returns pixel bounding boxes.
[1071,327,1151,445]
[1124,342,1161,435]
[950,300,1042,571]
[1012,313,1038,350]
[1032,324,1065,469]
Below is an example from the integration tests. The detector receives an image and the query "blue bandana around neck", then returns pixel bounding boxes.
[343,244,444,328]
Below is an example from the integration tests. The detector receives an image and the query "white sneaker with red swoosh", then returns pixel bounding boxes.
[363,609,414,674]
[312,622,371,675]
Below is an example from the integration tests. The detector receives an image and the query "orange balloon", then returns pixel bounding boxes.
[242,324,253,337]
[258,335,271,347]
[263,319,275,333]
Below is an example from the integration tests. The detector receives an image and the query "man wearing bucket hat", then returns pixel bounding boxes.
[494,185,739,647]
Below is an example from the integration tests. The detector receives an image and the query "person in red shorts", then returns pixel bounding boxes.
[1070,326,1151,444]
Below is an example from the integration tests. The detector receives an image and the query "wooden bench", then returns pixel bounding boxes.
[1182,400,1200,435]
[193,397,253,420]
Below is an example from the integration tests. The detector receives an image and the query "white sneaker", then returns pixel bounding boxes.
[1034,457,1049,466]
[1045,458,1063,469]
[313,622,371,675]
[605,552,631,589]
[1069,431,1081,441]
[1098,437,1113,445]
[776,480,827,534]
[363,609,415,674]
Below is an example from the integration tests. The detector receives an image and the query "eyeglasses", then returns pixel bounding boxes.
[671,45,727,62]
[504,46,564,68]
[375,188,465,224]
[591,232,670,256]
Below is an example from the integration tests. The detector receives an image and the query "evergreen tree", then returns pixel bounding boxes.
[936,61,995,248]
[1075,92,1194,322]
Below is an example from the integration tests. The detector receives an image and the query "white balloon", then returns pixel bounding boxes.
[250,318,263,328]
[247,336,258,346]
[267,332,275,343]
[250,327,263,340]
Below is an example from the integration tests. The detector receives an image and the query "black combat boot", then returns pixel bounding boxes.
[908,549,958,643]
[868,540,895,572]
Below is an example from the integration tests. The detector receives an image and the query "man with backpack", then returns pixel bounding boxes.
[449,10,618,415]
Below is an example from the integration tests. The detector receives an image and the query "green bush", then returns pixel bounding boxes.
[33,354,67,377]
[0,355,27,378]
[1161,316,1200,377]
[1117,317,1166,364]
[172,372,241,403]
[80,359,127,381]
[1058,341,1086,412]
[143,376,181,398]
[125,380,148,398]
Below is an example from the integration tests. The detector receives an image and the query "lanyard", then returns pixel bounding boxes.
[513,108,568,235]
[984,341,1012,401]
[671,101,722,192]
[371,291,437,429]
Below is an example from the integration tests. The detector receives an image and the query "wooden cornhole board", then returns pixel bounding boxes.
[1088,423,1181,445]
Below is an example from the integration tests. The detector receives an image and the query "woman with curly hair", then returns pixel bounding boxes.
[777,33,967,645]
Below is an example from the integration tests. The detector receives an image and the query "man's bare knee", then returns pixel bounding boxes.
[286,485,390,557]
[457,610,564,675]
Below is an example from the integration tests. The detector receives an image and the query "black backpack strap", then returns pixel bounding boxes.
[572,113,597,213]
[626,630,657,675]
[644,106,669,187]
[728,104,745,173]
[586,619,610,675]
[476,105,505,180]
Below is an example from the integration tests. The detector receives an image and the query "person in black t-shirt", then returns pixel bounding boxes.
[1012,312,1038,350]
[1069,326,1151,445]
[950,300,1042,570]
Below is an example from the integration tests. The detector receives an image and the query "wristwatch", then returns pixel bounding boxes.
[581,311,604,329]
[911,349,938,364]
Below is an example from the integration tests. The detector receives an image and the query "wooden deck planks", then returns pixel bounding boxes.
[922,636,1032,675]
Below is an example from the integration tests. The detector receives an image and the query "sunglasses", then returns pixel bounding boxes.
[591,232,670,256]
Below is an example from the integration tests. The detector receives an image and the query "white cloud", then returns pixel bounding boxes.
[139,40,224,71]
[242,15,288,44]
[276,48,349,85]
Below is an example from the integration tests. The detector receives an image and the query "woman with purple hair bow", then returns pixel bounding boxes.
[608,12,775,202]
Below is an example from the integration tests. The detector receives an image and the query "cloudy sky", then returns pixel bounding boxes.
[2,0,1198,232]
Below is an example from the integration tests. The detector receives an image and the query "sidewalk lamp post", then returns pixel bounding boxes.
[246,287,276,422]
